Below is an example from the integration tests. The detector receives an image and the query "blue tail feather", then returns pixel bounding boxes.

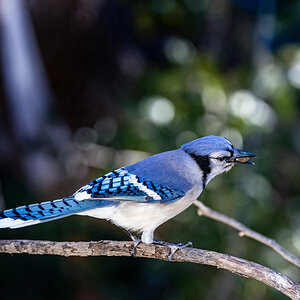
[0,197,116,229]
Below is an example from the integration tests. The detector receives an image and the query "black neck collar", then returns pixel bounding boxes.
[184,151,211,189]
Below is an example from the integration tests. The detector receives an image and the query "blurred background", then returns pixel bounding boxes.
[0,0,299,299]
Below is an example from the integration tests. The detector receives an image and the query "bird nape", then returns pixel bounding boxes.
[0,135,255,260]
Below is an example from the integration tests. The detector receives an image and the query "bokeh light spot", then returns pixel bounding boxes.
[220,128,243,149]
[164,37,196,64]
[145,96,175,125]
[202,86,226,114]
[287,64,300,88]
[229,90,276,128]
[253,64,284,97]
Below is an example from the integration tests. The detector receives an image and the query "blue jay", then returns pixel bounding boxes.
[0,136,255,258]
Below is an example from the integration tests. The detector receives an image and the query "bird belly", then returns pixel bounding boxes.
[77,189,200,234]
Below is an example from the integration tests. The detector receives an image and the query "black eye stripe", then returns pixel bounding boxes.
[209,149,233,161]
[211,156,227,161]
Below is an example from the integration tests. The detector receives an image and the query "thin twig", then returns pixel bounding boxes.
[0,239,299,299]
[194,200,300,269]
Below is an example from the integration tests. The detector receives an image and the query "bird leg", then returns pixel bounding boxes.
[118,227,141,257]
[130,236,142,257]
[153,240,193,262]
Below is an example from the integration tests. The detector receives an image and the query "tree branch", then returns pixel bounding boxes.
[0,239,299,299]
[194,200,300,269]
[1,203,299,299]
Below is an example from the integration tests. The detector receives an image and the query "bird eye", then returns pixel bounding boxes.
[210,150,232,161]
[212,156,229,161]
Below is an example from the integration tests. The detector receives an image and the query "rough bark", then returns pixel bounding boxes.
[194,200,300,269]
[0,239,299,299]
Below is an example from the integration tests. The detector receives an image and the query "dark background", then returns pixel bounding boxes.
[0,0,299,299]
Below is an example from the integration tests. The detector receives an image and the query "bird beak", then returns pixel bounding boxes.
[228,149,256,165]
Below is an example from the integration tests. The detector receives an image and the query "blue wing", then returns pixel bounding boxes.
[75,168,184,204]
[0,168,184,229]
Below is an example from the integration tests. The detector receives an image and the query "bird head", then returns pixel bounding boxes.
[181,135,255,183]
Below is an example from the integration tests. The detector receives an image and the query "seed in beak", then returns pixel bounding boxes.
[235,157,250,163]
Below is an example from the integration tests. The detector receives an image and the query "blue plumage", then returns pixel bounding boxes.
[77,168,183,203]
[0,135,255,246]
[0,167,184,227]
[181,136,234,156]
[0,198,116,226]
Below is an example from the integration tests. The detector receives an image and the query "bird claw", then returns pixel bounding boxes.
[153,240,193,262]
[130,237,141,257]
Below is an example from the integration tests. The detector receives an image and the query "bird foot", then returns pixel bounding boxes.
[130,237,141,257]
[153,240,193,262]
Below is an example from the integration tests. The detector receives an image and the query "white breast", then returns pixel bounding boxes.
[77,187,201,234]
